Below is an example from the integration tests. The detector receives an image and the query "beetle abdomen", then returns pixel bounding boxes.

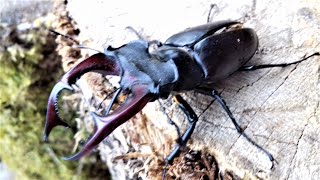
[194,28,258,84]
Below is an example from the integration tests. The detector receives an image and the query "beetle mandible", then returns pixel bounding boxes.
[44,20,319,168]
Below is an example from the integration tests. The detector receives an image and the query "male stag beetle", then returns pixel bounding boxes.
[44,20,319,169]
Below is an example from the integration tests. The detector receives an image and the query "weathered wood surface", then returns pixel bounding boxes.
[64,0,320,179]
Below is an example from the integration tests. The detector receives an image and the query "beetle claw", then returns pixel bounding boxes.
[63,85,154,160]
[44,53,121,142]
[44,81,73,142]
[61,112,107,161]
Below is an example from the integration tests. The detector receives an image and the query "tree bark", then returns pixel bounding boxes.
[62,0,320,179]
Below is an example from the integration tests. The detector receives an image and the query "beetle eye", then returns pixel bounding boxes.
[148,40,163,53]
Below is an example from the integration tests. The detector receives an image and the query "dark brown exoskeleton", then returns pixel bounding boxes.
[44,20,319,171]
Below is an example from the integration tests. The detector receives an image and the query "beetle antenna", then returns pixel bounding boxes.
[49,29,80,45]
[49,29,103,53]
[125,26,145,40]
[74,45,103,53]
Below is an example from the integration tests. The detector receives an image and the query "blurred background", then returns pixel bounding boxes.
[1,0,61,179]
[0,1,109,179]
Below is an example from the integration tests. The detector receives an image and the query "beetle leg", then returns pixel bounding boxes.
[239,52,319,71]
[211,90,243,133]
[196,87,275,166]
[165,95,198,165]
[63,85,154,160]
[98,87,120,110]
[44,53,121,142]
[162,95,198,179]
[207,4,217,23]
[210,90,275,163]
[104,87,122,115]
[157,100,181,143]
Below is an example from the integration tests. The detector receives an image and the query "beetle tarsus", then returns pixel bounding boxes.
[240,52,319,71]
[162,162,169,180]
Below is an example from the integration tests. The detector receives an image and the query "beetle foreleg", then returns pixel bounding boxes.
[239,52,319,71]
[104,87,122,115]
[98,87,120,110]
[157,100,181,142]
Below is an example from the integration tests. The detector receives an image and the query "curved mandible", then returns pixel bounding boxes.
[63,84,154,160]
[44,53,121,141]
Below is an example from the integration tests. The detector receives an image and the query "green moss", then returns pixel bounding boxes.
[0,25,87,180]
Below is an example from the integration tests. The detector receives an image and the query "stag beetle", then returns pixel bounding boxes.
[44,20,319,168]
